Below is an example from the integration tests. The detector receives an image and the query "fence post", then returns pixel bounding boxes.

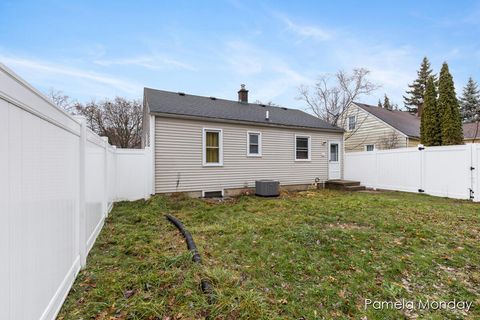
[468,144,477,201]
[374,149,378,190]
[112,146,117,202]
[418,144,425,193]
[474,144,479,202]
[74,116,87,268]
[144,147,152,200]
[102,137,109,217]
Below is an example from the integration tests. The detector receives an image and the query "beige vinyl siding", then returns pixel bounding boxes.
[339,104,408,152]
[408,138,420,147]
[464,138,480,144]
[154,116,343,194]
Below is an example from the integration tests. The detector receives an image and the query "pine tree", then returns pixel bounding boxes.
[438,62,463,145]
[383,94,392,110]
[459,77,480,122]
[403,57,434,114]
[377,99,382,108]
[420,76,441,146]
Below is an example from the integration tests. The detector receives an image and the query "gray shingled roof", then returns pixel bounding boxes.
[463,122,480,139]
[144,88,343,132]
[355,102,479,140]
[354,102,421,138]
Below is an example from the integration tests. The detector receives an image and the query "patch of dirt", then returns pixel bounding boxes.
[357,189,386,194]
[437,263,480,295]
[202,196,237,204]
[325,222,371,230]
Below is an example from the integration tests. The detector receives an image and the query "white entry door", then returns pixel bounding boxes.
[328,141,341,179]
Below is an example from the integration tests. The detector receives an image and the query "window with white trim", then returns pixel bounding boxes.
[203,128,223,166]
[247,131,262,156]
[365,144,375,152]
[348,115,356,130]
[330,143,339,161]
[295,135,311,161]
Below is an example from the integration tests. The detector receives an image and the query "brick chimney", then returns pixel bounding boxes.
[238,84,248,103]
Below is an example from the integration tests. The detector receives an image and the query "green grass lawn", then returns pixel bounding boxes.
[58,190,480,319]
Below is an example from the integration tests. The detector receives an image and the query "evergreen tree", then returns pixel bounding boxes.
[459,77,480,122]
[383,94,392,110]
[377,99,382,108]
[420,76,441,146]
[403,57,434,113]
[438,62,463,145]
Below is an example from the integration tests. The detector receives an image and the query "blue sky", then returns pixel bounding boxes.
[1,0,480,110]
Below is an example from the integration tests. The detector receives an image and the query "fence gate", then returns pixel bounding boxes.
[344,144,479,202]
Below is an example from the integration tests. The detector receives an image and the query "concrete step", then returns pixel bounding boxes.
[325,179,361,187]
[345,185,366,191]
[325,179,365,192]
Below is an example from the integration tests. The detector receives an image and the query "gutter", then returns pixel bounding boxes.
[149,111,345,133]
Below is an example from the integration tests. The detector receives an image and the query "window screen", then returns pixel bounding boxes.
[296,137,310,160]
[365,144,375,152]
[205,131,219,163]
[330,143,339,161]
[248,133,260,155]
[348,116,356,130]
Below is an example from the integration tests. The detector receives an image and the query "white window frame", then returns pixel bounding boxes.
[348,115,356,131]
[202,128,223,167]
[246,131,262,157]
[201,189,225,198]
[294,134,311,161]
[364,144,375,152]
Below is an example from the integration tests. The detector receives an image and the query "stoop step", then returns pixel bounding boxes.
[325,179,365,191]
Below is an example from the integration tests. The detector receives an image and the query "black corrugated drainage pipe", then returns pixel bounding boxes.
[165,214,214,302]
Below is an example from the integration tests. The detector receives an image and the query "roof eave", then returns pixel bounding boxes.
[150,111,344,133]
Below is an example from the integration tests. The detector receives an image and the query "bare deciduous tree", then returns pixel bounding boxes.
[74,97,143,148]
[378,130,401,149]
[297,68,379,124]
[47,88,76,114]
[254,100,278,107]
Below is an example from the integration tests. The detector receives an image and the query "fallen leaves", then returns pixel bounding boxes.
[123,289,135,299]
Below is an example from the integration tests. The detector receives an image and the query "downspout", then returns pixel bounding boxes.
[149,114,156,195]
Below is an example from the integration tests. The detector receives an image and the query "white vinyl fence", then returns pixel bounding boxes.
[0,63,153,320]
[345,144,479,202]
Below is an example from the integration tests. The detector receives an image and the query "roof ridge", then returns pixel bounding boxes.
[353,101,415,115]
[144,87,297,111]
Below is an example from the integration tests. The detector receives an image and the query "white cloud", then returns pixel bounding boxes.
[329,43,418,106]
[224,41,264,76]
[94,54,196,71]
[271,12,423,107]
[279,16,332,41]
[0,54,141,98]
[222,40,312,104]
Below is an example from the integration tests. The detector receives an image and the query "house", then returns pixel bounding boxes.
[463,122,480,143]
[142,85,344,197]
[338,102,420,152]
[339,102,479,152]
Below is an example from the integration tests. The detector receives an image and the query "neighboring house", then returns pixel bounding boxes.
[142,85,344,197]
[463,122,480,143]
[339,102,479,152]
[338,102,420,152]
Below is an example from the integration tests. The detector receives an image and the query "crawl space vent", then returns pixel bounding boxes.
[204,191,223,198]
